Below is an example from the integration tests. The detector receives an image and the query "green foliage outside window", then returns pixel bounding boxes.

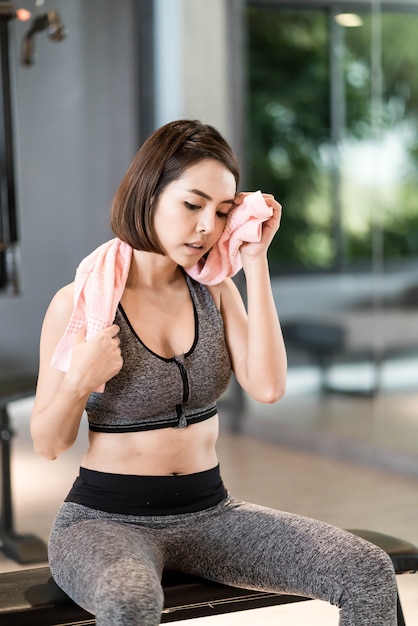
[245,5,418,272]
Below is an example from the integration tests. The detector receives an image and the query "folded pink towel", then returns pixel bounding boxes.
[186,190,272,285]
[51,238,132,391]
[50,191,271,389]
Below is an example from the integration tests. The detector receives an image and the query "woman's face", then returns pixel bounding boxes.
[153,159,237,268]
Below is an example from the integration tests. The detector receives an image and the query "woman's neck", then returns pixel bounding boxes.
[127,249,183,290]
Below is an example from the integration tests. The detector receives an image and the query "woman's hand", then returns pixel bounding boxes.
[31,284,124,459]
[219,191,286,403]
[66,324,123,395]
[236,192,282,262]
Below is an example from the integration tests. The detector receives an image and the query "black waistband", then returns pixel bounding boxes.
[65,465,227,515]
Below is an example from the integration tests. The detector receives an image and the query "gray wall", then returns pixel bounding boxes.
[1,0,140,375]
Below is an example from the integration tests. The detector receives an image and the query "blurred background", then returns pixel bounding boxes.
[0,0,417,621]
[2,0,418,474]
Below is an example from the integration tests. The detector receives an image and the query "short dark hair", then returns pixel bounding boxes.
[111,119,241,253]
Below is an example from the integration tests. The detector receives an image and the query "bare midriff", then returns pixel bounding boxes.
[81,414,219,476]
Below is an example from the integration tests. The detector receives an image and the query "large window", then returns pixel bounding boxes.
[243,1,418,468]
[245,2,418,272]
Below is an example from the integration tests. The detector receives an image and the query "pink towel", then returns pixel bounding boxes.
[186,190,272,285]
[51,238,132,391]
[50,191,271,388]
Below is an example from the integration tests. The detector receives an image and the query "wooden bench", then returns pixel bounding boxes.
[0,529,417,625]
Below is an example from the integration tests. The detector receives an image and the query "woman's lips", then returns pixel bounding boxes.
[185,242,205,255]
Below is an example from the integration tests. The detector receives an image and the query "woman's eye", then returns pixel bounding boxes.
[185,201,200,210]
[216,211,229,219]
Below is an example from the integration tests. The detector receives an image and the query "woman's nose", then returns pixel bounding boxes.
[197,210,215,234]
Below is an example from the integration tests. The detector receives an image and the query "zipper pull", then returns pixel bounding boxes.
[176,405,187,428]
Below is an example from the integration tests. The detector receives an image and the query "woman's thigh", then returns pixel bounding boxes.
[173,498,397,626]
[48,503,165,625]
[48,498,397,626]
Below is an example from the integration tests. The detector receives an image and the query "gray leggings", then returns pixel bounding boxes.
[48,496,397,626]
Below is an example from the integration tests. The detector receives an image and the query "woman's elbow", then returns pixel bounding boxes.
[31,431,58,460]
[33,440,58,461]
[252,379,286,404]
[260,386,286,404]
[31,424,68,461]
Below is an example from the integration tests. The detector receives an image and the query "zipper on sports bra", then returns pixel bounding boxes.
[174,358,189,427]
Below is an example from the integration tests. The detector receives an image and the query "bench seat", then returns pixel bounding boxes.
[0,566,310,625]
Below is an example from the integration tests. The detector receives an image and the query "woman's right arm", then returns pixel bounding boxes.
[30,284,123,460]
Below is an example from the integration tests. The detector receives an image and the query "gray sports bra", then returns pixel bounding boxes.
[86,273,232,432]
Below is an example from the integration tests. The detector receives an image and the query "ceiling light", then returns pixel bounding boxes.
[334,13,364,27]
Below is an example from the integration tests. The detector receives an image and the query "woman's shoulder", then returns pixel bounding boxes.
[207,277,242,312]
[39,283,76,357]
[186,273,243,313]
[44,282,75,324]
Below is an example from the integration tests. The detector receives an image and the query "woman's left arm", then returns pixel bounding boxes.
[217,193,287,403]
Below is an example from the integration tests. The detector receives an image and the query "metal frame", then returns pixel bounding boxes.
[0,1,19,294]
[0,374,47,564]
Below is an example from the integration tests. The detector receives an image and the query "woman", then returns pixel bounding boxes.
[31,119,397,626]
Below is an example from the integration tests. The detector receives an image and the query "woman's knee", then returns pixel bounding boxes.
[94,561,164,626]
[342,539,397,612]
[334,542,397,624]
[363,543,397,595]
[353,540,396,585]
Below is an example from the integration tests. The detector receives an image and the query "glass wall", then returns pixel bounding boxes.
[244,0,418,470]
